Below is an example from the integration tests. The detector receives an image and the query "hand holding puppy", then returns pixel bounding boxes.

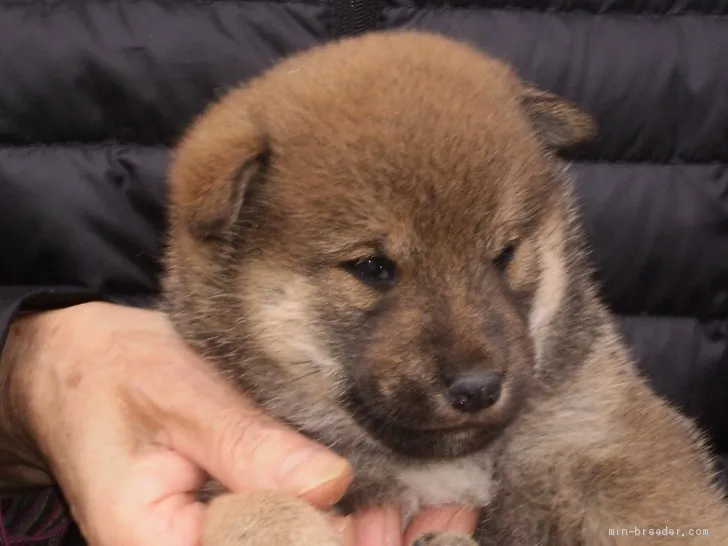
[1,301,477,546]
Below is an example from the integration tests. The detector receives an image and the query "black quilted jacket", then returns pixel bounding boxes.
[1,0,727,542]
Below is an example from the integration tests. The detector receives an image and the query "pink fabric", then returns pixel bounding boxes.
[0,487,71,545]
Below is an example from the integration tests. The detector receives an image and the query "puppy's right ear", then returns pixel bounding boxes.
[168,89,268,242]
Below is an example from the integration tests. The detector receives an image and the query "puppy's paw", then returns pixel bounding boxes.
[203,490,342,546]
[413,531,479,546]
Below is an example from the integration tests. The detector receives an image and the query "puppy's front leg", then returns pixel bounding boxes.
[203,491,342,546]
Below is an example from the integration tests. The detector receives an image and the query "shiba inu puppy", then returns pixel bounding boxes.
[162,30,728,546]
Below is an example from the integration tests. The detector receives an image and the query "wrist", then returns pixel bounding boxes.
[0,311,57,488]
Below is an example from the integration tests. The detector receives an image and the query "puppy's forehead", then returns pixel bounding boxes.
[248,33,555,248]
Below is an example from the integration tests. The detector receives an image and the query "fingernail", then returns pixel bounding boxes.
[278,446,352,497]
[384,506,403,546]
[341,516,358,546]
[354,507,402,546]
[446,506,479,535]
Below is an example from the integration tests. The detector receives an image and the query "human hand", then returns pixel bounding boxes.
[3,302,478,545]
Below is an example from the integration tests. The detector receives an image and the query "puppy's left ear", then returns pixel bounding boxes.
[168,88,269,242]
[520,86,597,149]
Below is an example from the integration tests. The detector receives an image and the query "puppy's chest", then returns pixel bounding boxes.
[395,456,497,517]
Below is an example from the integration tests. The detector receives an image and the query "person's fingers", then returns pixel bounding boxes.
[148,495,206,546]
[354,505,403,546]
[126,348,352,509]
[109,450,206,546]
[403,505,479,546]
[128,449,207,503]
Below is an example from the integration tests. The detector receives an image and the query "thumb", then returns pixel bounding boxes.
[129,348,353,509]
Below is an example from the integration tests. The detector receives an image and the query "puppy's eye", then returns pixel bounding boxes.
[343,256,398,287]
[493,243,517,271]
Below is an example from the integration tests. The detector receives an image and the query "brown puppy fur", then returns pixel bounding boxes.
[162,31,728,545]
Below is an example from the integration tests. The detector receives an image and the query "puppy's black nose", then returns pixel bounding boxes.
[445,371,503,413]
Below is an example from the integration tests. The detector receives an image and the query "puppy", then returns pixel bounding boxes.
[162,30,728,545]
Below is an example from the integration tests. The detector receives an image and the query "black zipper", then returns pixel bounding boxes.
[331,0,384,38]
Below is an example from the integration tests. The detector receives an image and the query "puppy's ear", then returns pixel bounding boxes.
[520,86,597,149]
[168,89,268,241]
